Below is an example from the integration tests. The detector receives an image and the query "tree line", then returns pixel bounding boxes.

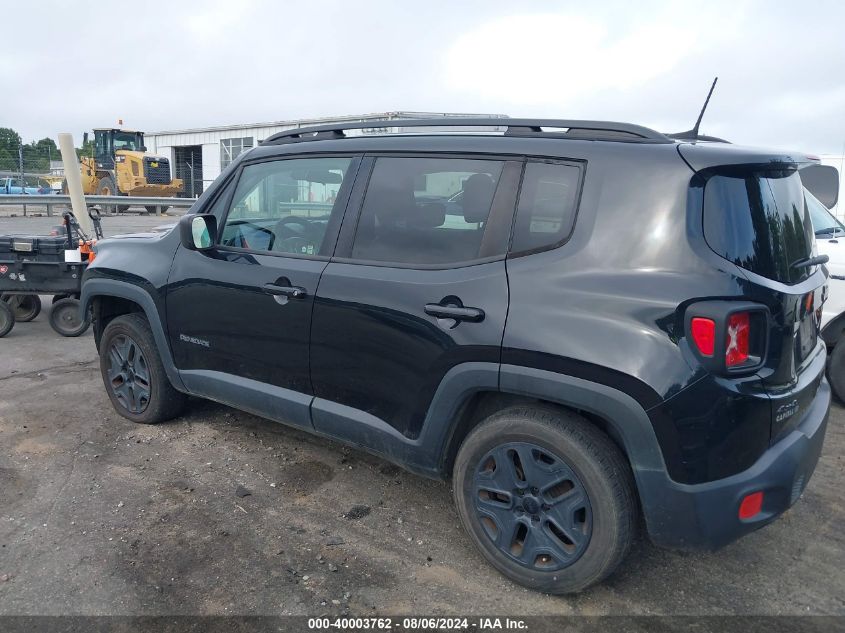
[0,127,93,172]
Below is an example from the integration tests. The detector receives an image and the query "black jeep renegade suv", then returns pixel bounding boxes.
[82,118,831,593]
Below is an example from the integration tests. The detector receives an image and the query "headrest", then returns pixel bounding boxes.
[374,183,415,226]
[462,173,496,223]
[409,202,446,228]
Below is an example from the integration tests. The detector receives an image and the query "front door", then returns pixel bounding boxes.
[166,155,359,427]
[310,155,520,439]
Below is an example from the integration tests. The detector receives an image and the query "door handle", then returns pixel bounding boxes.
[264,283,307,299]
[424,303,485,323]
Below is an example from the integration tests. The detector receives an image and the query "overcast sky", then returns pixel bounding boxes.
[3,0,844,154]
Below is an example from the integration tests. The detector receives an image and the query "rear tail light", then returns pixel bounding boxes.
[725,312,750,367]
[685,302,767,374]
[739,491,764,519]
[691,317,716,356]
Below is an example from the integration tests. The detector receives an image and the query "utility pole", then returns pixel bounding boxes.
[19,145,26,216]
[186,158,194,197]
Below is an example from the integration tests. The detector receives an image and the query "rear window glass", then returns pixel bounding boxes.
[703,170,815,284]
[510,162,581,254]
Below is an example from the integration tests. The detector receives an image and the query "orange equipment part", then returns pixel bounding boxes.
[79,239,97,263]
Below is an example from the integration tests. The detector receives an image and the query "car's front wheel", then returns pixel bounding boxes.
[452,405,636,594]
[99,314,186,423]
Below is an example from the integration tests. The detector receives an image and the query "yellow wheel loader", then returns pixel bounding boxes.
[63,129,183,214]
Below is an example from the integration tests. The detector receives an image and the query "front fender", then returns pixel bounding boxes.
[80,278,185,391]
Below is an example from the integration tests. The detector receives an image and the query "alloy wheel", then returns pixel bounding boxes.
[472,442,592,571]
[107,334,151,414]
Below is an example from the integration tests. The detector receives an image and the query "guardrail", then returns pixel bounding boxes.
[0,194,196,217]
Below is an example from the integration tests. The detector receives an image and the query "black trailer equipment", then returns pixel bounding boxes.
[0,211,102,337]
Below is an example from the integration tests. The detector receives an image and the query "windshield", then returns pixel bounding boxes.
[805,187,845,237]
[113,132,142,152]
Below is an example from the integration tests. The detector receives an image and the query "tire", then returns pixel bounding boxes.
[145,205,160,215]
[99,313,187,424]
[0,301,14,337]
[1,294,41,322]
[96,176,118,214]
[827,337,845,403]
[452,405,637,594]
[52,294,73,304]
[48,297,90,337]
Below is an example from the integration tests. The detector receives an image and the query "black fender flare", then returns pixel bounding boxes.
[80,278,185,391]
[468,364,672,544]
[497,364,667,476]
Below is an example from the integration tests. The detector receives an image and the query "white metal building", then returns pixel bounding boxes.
[144,112,507,198]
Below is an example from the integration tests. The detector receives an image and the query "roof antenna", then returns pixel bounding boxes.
[671,77,720,141]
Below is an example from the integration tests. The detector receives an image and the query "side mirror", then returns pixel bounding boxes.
[802,164,840,209]
[179,214,217,251]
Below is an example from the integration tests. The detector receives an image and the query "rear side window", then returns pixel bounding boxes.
[703,170,814,284]
[510,162,581,254]
[351,157,504,265]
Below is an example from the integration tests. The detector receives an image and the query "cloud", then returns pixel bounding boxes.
[2,0,844,154]
[186,0,253,39]
[445,12,694,105]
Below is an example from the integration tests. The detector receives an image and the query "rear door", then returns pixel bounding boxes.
[166,155,358,427]
[309,155,521,440]
[698,162,828,441]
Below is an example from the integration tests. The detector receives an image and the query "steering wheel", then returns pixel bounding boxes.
[275,215,312,233]
[272,216,317,252]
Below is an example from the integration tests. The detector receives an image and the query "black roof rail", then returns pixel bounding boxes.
[262,118,674,145]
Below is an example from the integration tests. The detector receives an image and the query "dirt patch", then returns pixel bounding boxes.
[343,505,371,520]
[13,438,60,456]
[278,460,334,496]
[0,467,33,507]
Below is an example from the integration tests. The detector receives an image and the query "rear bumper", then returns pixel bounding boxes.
[640,376,830,550]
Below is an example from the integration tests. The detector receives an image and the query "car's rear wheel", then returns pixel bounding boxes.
[1,294,41,322]
[452,405,636,594]
[99,314,186,424]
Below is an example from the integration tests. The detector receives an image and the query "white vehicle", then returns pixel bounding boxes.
[807,189,845,399]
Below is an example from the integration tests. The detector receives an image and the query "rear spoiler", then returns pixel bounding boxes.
[678,144,840,210]
[800,164,839,209]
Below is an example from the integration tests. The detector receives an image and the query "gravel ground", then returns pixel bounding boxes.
[0,214,844,616]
